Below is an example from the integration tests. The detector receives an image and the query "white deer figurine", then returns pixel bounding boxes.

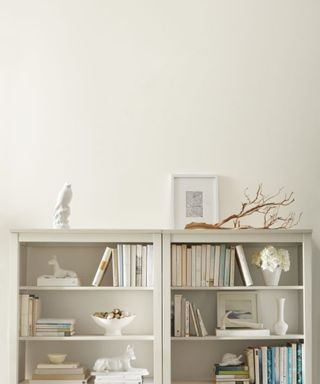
[93,345,138,372]
[48,256,77,278]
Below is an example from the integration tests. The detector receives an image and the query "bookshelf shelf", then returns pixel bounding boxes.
[20,286,154,291]
[171,285,304,291]
[171,334,304,341]
[20,334,155,341]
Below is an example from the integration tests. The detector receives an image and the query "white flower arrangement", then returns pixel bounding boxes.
[251,246,290,272]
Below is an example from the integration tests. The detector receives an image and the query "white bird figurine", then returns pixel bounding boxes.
[53,183,72,229]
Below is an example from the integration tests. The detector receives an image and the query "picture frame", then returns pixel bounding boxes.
[217,292,259,328]
[171,174,219,229]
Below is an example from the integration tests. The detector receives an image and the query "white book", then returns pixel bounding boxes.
[136,244,142,287]
[174,294,182,337]
[37,318,75,324]
[186,247,192,287]
[141,245,147,287]
[189,302,200,337]
[205,244,211,287]
[229,246,236,287]
[261,346,268,384]
[254,348,260,384]
[147,244,154,287]
[28,296,34,336]
[92,247,113,286]
[195,245,201,287]
[185,300,190,337]
[171,244,177,287]
[37,362,80,369]
[215,328,270,337]
[176,245,182,287]
[201,244,207,287]
[20,294,29,337]
[92,369,148,377]
[37,276,80,287]
[235,245,253,286]
[181,244,187,286]
[181,297,186,337]
[29,379,90,384]
[214,245,220,287]
[122,244,131,287]
[196,308,208,337]
[191,245,196,287]
[224,247,231,287]
[34,367,85,374]
[245,347,255,383]
[117,244,123,287]
[112,248,119,287]
[209,245,215,287]
[131,244,137,287]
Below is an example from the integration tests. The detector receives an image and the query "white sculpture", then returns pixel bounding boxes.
[219,353,243,366]
[93,345,137,372]
[220,311,264,330]
[53,183,72,229]
[48,256,77,278]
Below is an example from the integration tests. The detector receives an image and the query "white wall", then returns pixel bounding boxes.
[1,0,319,381]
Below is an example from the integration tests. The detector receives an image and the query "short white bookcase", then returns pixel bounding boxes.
[162,229,312,384]
[9,230,162,384]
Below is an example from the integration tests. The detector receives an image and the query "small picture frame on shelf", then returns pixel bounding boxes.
[217,291,258,328]
[171,174,219,229]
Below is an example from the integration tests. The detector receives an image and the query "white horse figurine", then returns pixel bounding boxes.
[93,345,137,372]
[48,256,77,278]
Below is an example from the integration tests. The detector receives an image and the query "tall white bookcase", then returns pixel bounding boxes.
[9,230,162,384]
[162,229,312,384]
[10,229,312,384]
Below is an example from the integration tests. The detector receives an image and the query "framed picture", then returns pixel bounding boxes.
[171,174,219,229]
[217,292,258,328]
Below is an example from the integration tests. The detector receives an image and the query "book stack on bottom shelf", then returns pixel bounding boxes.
[29,361,91,384]
[92,369,149,384]
[214,363,249,384]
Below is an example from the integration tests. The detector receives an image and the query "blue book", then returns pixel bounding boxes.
[219,244,226,286]
[297,343,303,384]
[287,346,292,384]
[267,347,272,384]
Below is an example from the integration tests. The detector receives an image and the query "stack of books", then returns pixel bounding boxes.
[92,244,154,287]
[29,361,90,383]
[35,319,75,337]
[244,342,304,384]
[214,363,250,383]
[171,244,253,288]
[174,294,208,337]
[92,368,149,383]
[19,294,41,336]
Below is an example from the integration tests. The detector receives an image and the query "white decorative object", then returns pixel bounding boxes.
[252,246,290,286]
[219,353,243,366]
[91,314,136,336]
[53,183,72,229]
[47,353,67,364]
[171,174,219,229]
[273,297,288,336]
[49,256,77,278]
[220,311,264,330]
[93,345,138,372]
[37,256,80,286]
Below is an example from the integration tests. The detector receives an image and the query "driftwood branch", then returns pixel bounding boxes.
[185,184,302,230]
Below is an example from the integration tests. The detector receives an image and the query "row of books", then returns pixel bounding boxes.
[29,361,90,383]
[171,244,253,287]
[214,362,249,383]
[19,294,41,336]
[173,294,208,337]
[92,245,154,287]
[92,368,149,383]
[35,318,76,337]
[244,343,304,384]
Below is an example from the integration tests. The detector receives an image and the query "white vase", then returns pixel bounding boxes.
[273,297,288,336]
[262,268,281,286]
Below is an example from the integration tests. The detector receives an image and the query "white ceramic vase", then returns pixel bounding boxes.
[273,297,288,336]
[262,268,281,286]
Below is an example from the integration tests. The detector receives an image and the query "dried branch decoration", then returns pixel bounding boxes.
[185,184,302,230]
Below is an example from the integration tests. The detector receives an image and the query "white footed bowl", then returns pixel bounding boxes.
[91,315,136,336]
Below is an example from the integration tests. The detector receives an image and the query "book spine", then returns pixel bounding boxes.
[186,247,192,287]
[28,296,34,336]
[174,294,182,337]
[20,294,29,337]
[191,245,196,287]
[176,245,182,287]
[205,244,211,287]
[209,245,215,287]
[267,347,272,384]
[245,347,255,383]
[297,344,302,384]
[196,308,208,337]
[181,297,186,337]
[189,302,199,336]
[280,347,284,384]
[117,244,123,287]
[131,244,137,287]
[112,248,119,287]
[214,245,220,287]
[92,247,113,286]
[195,245,201,287]
[287,346,292,384]
[275,347,280,384]
[219,244,226,286]
[171,244,177,287]
[181,244,187,287]
[185,300,190,337]
[235,244,253,286]
[291,343,297,384]
[122,244,131,287]
[254,348,260,384]
[224,247,231,287]
[201,244,207,287]
[141,245,147,287]
[32,296,41,336]
[229,246,236,286]
[261,346,268,384]
[136,245,142,287]
[146,244,153,287]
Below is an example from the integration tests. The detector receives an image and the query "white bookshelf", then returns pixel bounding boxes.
[10,230,162,384]
[162,229,312,384]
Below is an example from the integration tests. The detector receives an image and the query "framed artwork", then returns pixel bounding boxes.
[217,292,259,328]
[171,174,219,229]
